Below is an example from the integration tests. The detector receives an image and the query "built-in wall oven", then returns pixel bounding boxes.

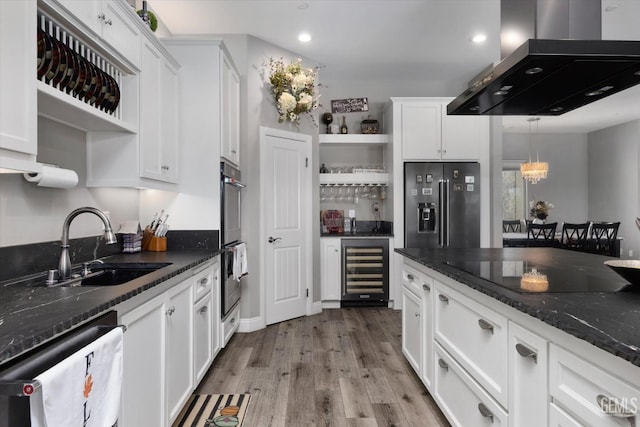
[220,161,245,319]
[341,238,389,307]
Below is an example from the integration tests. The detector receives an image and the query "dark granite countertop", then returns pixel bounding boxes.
[396,247,640,367]
[0,249,220,365]
[321,231,394,238]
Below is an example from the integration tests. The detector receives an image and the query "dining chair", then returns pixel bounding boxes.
[503,219,523,233]
[560,222,590,251]
[527,222,558,247]
[589,222,621,256]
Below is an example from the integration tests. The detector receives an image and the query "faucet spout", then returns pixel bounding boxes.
[58,207,117,281]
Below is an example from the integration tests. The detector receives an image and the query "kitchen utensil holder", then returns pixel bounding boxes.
[142,228,167,252]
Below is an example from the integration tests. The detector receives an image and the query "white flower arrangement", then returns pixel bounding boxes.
[266,57,320,126]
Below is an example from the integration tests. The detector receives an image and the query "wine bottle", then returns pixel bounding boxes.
[340,116,348,134]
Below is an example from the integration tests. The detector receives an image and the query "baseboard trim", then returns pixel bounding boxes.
[309,301,323,315]
[321,301,341,309]
[238,315,265,333]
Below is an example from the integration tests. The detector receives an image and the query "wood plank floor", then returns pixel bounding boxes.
[194,308,450,427]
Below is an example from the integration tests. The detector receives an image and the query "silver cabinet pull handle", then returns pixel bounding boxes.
[414,312,420,317]
[199,277,209,286]
[596,394,637,425]
[97,13,106,20]
[268,236,282,243]
[407,274,415,281]
[478,318,494,334]
[166,306,175,316]
[199,305,208,314]
[515,343,538,363]
[438,294,449,303]
[104,18,112,25]
[422,283,431,291]
[438,359,448,371]
[478,403,494,423]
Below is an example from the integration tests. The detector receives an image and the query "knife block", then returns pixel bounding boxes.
[142,227,167,252]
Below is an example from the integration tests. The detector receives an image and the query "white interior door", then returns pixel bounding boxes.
[260,127,312,325]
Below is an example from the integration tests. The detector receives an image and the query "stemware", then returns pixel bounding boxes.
[345,187,353,203]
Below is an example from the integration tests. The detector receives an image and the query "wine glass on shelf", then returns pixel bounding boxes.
[345,187,353,203]
[336,186,344,202]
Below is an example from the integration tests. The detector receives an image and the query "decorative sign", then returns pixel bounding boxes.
[330,98,369,113]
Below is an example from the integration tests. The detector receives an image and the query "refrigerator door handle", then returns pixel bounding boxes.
[444,179,450,247]
[438,180,444,247]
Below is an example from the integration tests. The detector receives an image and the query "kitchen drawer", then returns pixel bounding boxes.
[435,282,508,407]
[435,343,508,427]
[403,261,432,298]
[194,290,214,384]
[549,402,583,427]
[550,343,640,426]
[192,262,214,304]
[221,303,240,348]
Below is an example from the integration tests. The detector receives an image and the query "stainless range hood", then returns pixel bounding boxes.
[447,0,640,116]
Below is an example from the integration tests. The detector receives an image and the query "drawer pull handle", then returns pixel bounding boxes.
[422,283,431,291]
[478,318,494,334]
[438,294,449,303]
[596,394,637,424]
[199,305,208,314]
[166,306,175,316]
[415,312,420,317]
[515,343,538,363]
[438,358,448,371]
[199,277,209,286]
[478,403,494,423]
[407,274,415,281]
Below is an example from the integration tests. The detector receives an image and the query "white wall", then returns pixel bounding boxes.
[588,120,640,258]
[0,118,139,247]
[502,132,589,225]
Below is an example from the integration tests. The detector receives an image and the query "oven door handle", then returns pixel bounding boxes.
[223,177,246,188]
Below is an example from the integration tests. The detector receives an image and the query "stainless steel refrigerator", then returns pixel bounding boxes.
[404,162,480,248]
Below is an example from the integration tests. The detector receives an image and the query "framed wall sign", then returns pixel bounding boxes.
[330,97,369,113]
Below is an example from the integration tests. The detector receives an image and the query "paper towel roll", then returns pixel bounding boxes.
[23,166,78,188]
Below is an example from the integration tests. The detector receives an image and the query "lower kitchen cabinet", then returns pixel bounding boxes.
[120,291,166,427]
[508,321,548,427]
[166,279,194,423]
[321,237,342,304]
[194,290,214,384]
[402,285,422,374]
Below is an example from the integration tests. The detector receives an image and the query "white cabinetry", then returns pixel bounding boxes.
[550,343,640,427]
[165,279,193,424]
[54,0,141,67]
[508,321,548,427]
[402,275,422,375]
[0,0,38,173]
[392,98,487,161]
[193,260,220,384]
[321,237,342,304]
[221,53,240,166]
[120,291,166,427]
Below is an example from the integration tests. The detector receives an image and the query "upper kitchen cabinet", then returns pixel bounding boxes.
[164,38,240,169]
[389,98,488,161]
[220,49,240,167]
[0,0,39,173]
[53,0,141,68]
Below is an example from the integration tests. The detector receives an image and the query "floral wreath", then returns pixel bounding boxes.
[266,57,320,126]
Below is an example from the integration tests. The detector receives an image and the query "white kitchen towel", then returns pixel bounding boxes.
[30,327,123,427]
[232,242,248,281]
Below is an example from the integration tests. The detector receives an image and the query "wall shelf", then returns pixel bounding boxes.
[320,172,389,185]
[319,134,390,145]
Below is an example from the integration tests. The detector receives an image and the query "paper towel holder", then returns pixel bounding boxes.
[23,163,78,188]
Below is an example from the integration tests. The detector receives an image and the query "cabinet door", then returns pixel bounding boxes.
[160,59,179,182]
[0,0,37,162]
[212,259,221,356]
[421,278,434,391]
[221,54,240,166]
[102,0,141,68]
[401,102,441,160]
[120,295,166,427]
[194,291,214,384]
[56,0,102,34]
[441,114,484,160]
[166,280,193,423]
[140,40,163,181]
[508,321,548,427]
[321,238,342,301]
[402,286,422,374]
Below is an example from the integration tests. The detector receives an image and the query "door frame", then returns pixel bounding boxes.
[259,126,313,324]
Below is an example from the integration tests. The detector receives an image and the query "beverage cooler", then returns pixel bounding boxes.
[341,239,389,306]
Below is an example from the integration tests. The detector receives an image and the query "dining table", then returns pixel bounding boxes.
[502,232,622,257]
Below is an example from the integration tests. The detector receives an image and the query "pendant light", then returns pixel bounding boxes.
[520,117,548,184]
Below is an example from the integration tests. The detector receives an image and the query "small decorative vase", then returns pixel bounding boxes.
[532,218,545,225]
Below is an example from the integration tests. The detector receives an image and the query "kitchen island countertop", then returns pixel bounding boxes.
[396,247,640,367]
[0,249,220,365]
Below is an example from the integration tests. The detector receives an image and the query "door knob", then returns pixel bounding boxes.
[268,236,282,243]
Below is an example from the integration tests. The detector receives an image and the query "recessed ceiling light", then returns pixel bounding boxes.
[471,34,487,44]
[298,32,312,42]
[297,2,310,10]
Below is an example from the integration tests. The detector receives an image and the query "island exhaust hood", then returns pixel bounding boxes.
[447,1,640,116]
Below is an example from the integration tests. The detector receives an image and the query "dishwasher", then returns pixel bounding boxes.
[0,311,120,426]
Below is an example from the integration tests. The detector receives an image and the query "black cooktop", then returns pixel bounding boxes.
[445,260,631,293]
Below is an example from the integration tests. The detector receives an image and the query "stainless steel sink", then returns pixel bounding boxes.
[76,263,172,286]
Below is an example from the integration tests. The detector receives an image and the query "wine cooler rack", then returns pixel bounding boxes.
[341,238,389,306]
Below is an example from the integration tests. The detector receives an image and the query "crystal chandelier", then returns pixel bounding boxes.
[520,118,548,184]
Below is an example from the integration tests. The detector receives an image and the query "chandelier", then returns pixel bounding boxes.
[520,118,548,184]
